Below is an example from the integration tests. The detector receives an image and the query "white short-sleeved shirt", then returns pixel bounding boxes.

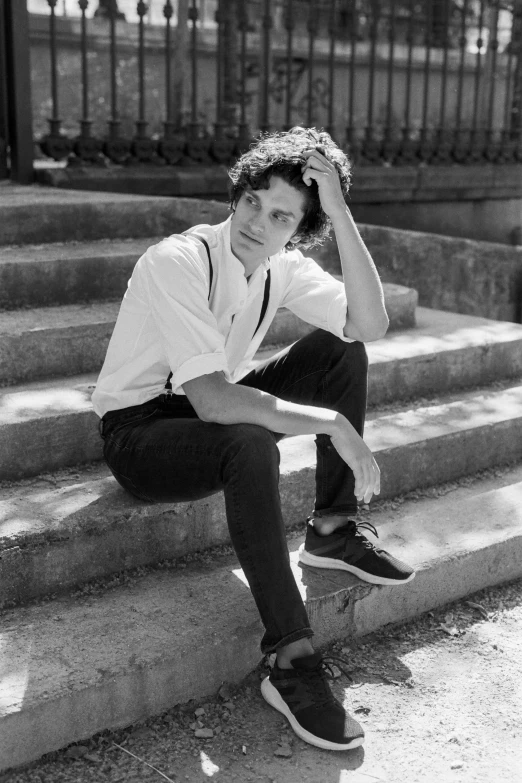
[91,216,352,417]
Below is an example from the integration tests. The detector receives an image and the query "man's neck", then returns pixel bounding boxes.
[239,257,266,279]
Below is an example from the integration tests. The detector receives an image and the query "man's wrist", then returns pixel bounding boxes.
[326,412,351,439]
[328,203,351,225]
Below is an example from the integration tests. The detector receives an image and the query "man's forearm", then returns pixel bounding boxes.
[184,371,350,438]
[183,370,379,503]
[330,207,389,342]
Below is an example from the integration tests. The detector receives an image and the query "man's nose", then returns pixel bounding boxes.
[248,213,266,234]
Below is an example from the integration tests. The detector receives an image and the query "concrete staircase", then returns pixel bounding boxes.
[1,184,522,772]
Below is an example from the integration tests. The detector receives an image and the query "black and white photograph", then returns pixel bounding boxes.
[1,2,521,781]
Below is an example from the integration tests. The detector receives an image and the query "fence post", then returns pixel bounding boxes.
[0,0,8,178]
[3,0,33,183]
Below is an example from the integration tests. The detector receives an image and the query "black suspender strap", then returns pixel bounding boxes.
[163,240,271,394]
[254,268,271,337]
[200,238,213,297]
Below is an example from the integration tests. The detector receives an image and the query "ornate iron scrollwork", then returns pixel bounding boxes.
[395,135,419,166]
[483,132,500,164]
[186,135,212,164]
[452,130,470,164]
[130,136,159,163]
[40,120,74,161]
[467,130,486,164]
[158,127,186,165]
[73,133,104,164]
[381,135,400,166]
[430,130,453,166]
[360,132,382,166]
[418,130,434,164]
[103,119,131,164]
[497,132,517,164]
[210,136,237,165]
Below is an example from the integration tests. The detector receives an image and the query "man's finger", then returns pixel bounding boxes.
[371,459,381,495]
[360,476,372,504]
[353,466,365,500]
[303,149,331,167]
[372,459,381,495]
[302,158,328,173]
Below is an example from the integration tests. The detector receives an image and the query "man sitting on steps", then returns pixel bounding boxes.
[92,126,415,752]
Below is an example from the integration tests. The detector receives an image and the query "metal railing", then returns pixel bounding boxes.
[3,0,522,179]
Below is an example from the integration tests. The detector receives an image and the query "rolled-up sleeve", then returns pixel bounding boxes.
[280,252,355,343]
[144,239,230,393]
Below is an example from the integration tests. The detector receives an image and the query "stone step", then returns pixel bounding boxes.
[2,379,522,608]
[0,283,415,387]
[0,237,159,310]
[0,302,313,387]
[1,308,521,481]
[2,464,522,772]
[0,237,417,333]
[0,185,229,246]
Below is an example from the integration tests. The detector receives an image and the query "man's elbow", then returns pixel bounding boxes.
[194,398,227,424]
[195,403,216,423]
[182,372,231,424]
[363,314,389,341]
[346,313,389,342]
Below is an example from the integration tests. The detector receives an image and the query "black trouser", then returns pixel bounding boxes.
[100,330,368,653]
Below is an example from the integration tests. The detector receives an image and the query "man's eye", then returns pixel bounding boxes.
[274,214,287,222]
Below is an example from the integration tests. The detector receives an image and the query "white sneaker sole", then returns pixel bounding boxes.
[260,677,364,751]
[298,545,416,586]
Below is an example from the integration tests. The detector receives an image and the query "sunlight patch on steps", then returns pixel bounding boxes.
[0,631,32,716]
[0,388,92,423]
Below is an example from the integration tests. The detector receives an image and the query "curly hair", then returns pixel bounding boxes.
[228,126,352,250]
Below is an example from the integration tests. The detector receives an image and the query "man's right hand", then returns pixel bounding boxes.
[330,418,380,504]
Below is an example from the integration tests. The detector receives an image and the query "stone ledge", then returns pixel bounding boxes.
[35,162,522,203]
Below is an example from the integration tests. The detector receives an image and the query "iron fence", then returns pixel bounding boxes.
[3,0,522,177]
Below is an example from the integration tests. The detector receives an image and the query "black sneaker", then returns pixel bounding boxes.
[298,518,415,585]
[261,652,364,751]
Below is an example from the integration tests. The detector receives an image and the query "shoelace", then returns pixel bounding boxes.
[320,654,355,683]
[349,519,379,551]
[298,654,356,708]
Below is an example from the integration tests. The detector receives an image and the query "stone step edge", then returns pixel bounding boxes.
[2,383,522,608]
[0,283,416,387]
[0,192,230,247]
[0,236,416,330]
[0,237,161,311]
[2,471,522,772]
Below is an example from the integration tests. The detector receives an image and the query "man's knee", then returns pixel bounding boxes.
[342,338,368,373]
[224,424,280,465]
[307,330,368,372]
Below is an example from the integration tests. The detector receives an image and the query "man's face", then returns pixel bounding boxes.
[230,176,306,268]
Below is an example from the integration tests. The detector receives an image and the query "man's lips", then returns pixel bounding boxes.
[239,230,263,245]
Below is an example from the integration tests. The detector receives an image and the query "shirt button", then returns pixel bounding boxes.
[239,299,245,306]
